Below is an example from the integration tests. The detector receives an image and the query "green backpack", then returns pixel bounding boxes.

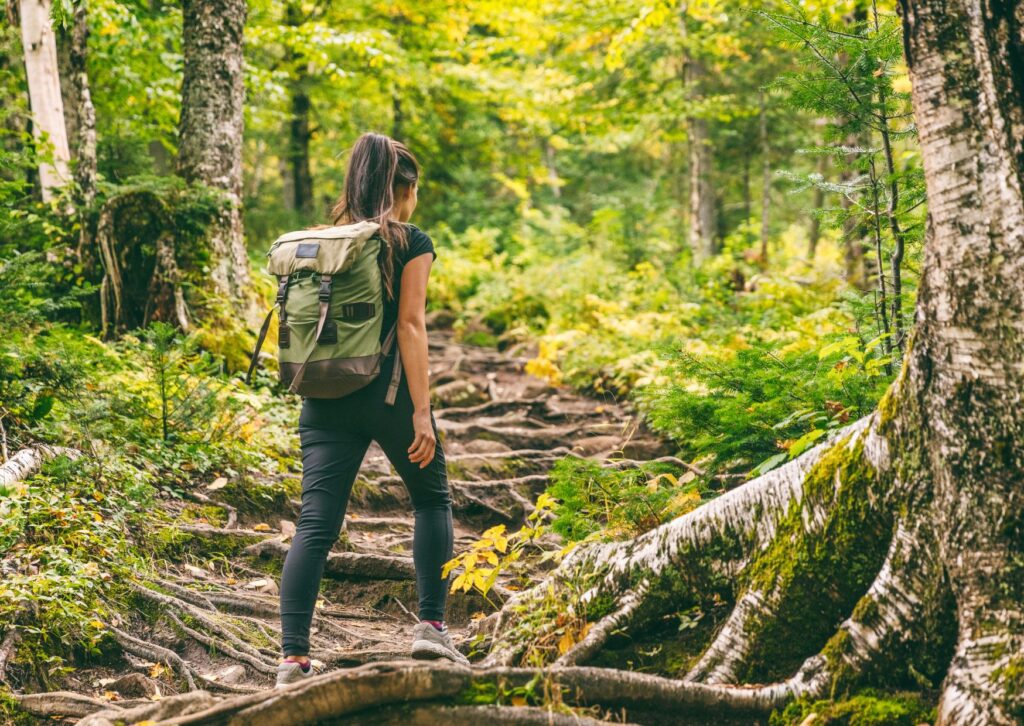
[245,220,402,403]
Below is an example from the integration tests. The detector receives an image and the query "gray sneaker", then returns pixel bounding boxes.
[275,660,314,688]
[410,622,470,666]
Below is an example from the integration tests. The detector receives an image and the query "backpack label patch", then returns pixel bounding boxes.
[296,242,320,258]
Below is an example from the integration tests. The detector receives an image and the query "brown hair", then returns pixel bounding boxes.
[331,132,420,301]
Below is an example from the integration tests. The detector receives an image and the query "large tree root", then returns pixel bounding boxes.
[110,625,198,691]
[482,417,877,668]
[83,660,829,726]
[245,539,417,579]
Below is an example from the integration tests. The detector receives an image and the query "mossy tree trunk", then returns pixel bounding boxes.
[177,0,250,306]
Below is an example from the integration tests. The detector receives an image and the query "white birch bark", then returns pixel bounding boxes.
[19,0,71,200]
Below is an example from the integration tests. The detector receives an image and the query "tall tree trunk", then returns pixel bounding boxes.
[177,0,250,303]
[897,0,1024,719]
[288,81,313,217]
[57,2,97,264]
[285,1,313,218]
[686,58,716,262]
[758,90,771,262]
[19,0,70,201]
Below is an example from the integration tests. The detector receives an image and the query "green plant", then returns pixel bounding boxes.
[546,458,708,540]
[442,492,559,603]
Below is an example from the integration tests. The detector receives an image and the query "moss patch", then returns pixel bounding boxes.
[770,690,936,726]
[739,437,894,683]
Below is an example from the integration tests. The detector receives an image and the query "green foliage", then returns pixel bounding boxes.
[641,332,890,475]
[0,454,151,679]
[547,457,709,540]
[771,691,936,726]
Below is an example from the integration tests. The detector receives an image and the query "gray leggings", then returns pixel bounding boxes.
[279,353,453,656]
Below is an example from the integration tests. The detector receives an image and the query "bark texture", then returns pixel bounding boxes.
[285,1,313,217]
[896,0,1024,719]
[19,0,71,200]
[685,58,716,261]
[177,0,250,303]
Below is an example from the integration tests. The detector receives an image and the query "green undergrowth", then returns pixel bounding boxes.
[0,249,300,692]
[546,456,714,540]
[770,690,936,726]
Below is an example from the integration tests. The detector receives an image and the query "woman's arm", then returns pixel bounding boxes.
[396,252,435,468]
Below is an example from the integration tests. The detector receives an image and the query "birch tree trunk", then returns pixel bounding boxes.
[896,0,1024,719]
[479,0,1024,722]
[19,0,70,201]
[177,0,250,304]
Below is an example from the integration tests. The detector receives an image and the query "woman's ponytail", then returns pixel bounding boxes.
[332,132,420,300]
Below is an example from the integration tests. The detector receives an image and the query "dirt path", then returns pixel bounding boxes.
[21,328,672,723]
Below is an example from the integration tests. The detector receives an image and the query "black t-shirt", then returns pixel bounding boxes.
[379,223,436,347]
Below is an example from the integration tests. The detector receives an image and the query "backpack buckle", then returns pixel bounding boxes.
[318,274,332,303]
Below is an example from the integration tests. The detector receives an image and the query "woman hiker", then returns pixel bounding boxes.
[276,132,468,688]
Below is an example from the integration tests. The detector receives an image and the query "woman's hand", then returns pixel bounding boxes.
[408,408,436,468]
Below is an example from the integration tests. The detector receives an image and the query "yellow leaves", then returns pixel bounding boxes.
[525,356,561,386]
[148,663,168,679]
[252,523,273,532]
[445,495,558,598]
[557,620,591,655]
[556,630,575,655]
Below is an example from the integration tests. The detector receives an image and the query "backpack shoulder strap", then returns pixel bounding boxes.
[246,275,290,385]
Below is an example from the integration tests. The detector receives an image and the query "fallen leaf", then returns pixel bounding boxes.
[207,477,228,491]
[253,523,273,532]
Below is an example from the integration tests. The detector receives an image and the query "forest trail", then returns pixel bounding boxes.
[25,323,672,724]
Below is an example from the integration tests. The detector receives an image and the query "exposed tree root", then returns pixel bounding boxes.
[165,612,278,674]
[445,446,573,463]
[132,583,276,667]
[245,539,416,579]
[368,703,620,725]
[76,690,218,726]
[12,691,142,720]
[483,417,876,668]
[555,582,650,667]
[96,660,847,726]
[110,624,198,691]
[684,588,773,684]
